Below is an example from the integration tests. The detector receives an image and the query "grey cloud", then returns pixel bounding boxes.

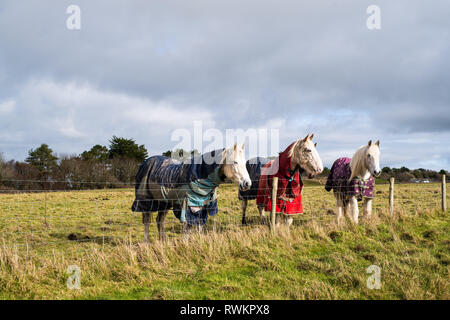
[0,0,449,170]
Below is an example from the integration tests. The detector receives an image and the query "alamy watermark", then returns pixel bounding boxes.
[366,265,381,289]
[169,120,280,166]
[366,5,381,30]
[66,5,81,30]
[67,265,81,290]
[65,5,380,31]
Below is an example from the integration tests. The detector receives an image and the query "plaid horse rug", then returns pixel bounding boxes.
[325,157,375,200]
[131,149,226,225]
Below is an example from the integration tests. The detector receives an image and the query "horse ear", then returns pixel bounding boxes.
[314,142,317,148]
[309,133,314,140]
[375,140,380,147]
[368,140,372,146]
[303,134,309,142]
[241,143,245,150]
[233,143,237,151]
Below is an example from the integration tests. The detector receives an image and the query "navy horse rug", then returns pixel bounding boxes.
[238,157,270,200]
[131,149,226,225]
[325,157,375,200]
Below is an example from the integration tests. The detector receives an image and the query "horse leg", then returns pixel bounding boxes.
[142,212,152,243]
[350,196,359,224]
[344,198,352,220]
[241,199,248,225]
[156,210,168,241]
[335,195,344,224]
[183,222,190,238]
[283,214,293,227]
[275,213,281,227]
[258,205,267,224]
[184,223,202,236]
[363,198,373,219]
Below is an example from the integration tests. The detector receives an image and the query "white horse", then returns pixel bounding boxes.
[240,134,324,227]
[326,140,381,224]
[132,143,251,241]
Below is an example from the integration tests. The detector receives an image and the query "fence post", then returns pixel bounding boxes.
[389,177,395,216]
[44,187,48,226]
[443,174,447,212]
[270,177,278,234]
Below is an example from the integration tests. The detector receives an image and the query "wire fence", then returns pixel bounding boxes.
[0,177,448,249]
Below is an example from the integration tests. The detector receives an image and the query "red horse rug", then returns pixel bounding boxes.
[256,143,304,215]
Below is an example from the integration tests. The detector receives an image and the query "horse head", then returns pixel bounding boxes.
[365,140,381,177]
[290,134,323,178]
[222,143,252,191]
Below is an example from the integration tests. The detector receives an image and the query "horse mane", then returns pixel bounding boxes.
[349,145,369,181]
[221,143,246,164]
[221,148,227,164]
[287,139,301,159]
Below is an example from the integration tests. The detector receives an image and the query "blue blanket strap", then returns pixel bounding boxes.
[180,196,188,223]
[180,166,223,223]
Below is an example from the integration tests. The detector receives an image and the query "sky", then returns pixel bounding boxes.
[0,0,449,170]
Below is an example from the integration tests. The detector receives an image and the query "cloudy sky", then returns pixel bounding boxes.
[0,0,449,170]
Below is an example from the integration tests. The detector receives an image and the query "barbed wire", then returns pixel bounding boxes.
[0,179,446,249]
[1,178,442,185]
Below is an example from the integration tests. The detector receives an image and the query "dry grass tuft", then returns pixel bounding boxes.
[0,183,449,299]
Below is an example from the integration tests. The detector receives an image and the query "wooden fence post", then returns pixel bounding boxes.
[270,177,278,233]
[442,174,447,212]
[389,177,395,216]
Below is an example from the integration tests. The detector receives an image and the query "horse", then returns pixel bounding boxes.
[325,140,381,224]
[131,143,251,241]
[239,134,323,227]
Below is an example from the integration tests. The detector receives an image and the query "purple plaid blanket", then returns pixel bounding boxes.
[325,157,375,199]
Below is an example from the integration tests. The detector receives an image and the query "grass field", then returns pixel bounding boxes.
[0,183,449,299]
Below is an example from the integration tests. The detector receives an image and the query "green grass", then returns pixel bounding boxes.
[0,183,448,299]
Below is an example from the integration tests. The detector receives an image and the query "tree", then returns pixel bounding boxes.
[108,136,148,162]
[55,154,119,190]
[412,169,423,179]
[396,172,415,182]
[25,144,58,175]
[162,150,172,157]
[162,149,199,161]
[0,156,20,190]
[13,161,41,190]
[382,167,392,174]
[0,153,5,179]
[81,145,109,161]
[0,153,10,186]
[319,167,330,177]
[110,157,140,185]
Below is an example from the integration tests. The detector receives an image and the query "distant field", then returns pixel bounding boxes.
[0,183,448,299]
